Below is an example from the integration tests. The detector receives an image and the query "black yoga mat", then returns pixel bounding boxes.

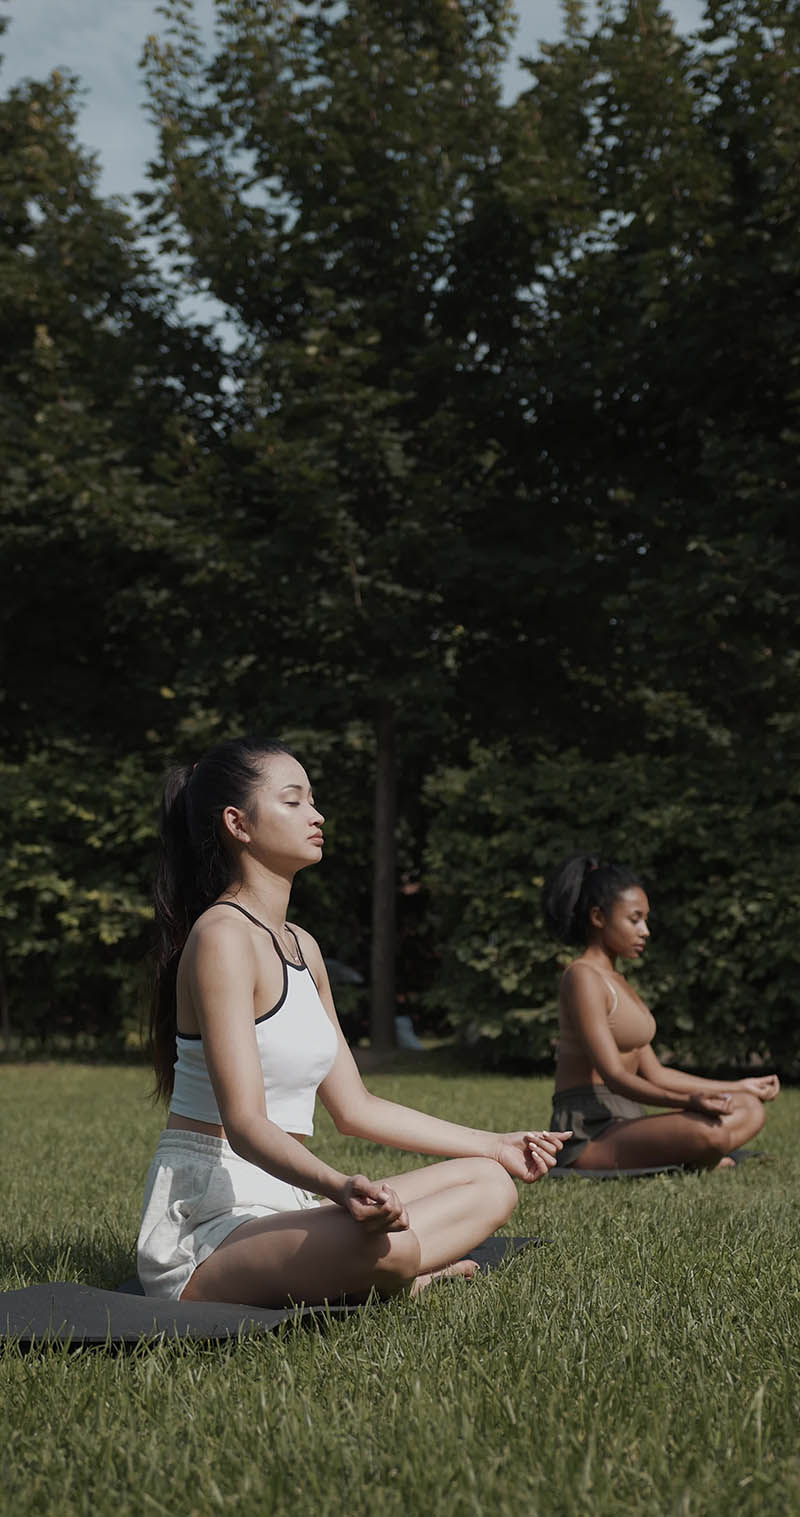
[0,1235,541,1350]
[548,1147,762,1180]
[549,1163,681,1180]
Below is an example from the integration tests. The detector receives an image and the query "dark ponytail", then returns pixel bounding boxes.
[542,854,645,947]
[149,735,292,1101]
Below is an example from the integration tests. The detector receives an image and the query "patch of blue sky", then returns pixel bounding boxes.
[2,0,704,346]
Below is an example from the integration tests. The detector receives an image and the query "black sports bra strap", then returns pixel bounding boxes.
[213,901,303,967]
[214,900,273,933]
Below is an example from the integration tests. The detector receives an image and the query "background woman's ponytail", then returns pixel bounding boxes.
[149,736,291,1102]
[542,854,644,947]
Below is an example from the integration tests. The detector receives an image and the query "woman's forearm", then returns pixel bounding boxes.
[646,1065,732,1095]
[227,1116,348,1202]
[339,1092,500,1158]
[602,1068,698,1108]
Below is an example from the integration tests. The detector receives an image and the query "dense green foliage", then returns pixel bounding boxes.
[0,47,224,1044]
[0,0,798,1062]
[420,0,800,1071]
[2,1064,799,1515]
[424,745,800,1073]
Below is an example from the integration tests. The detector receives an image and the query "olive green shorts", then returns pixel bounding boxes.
[550,1084,644,1167]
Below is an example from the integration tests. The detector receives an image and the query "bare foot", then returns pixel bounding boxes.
[410,1259,480,1296]
[715,1156,736,1169]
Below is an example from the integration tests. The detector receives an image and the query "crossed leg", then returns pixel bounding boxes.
[181,1157,517,1308]
[370,1158,519,1292]
[573,1091,766,1171]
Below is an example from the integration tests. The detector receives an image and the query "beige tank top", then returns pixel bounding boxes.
[559,966,656,1056]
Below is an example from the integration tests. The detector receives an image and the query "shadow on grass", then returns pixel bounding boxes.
[0,1230,136,1292]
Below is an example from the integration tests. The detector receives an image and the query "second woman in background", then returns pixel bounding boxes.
[542,856,779,1171]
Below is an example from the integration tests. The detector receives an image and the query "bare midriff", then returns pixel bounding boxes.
[165,1111,306,1144]
[555,1043,641,1093]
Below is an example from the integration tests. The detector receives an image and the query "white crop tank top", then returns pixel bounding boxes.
[170,904,339,1135]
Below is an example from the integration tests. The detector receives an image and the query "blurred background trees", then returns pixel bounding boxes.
[1,0,798,1070]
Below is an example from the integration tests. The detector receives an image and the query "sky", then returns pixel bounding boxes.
[1,0,706,203]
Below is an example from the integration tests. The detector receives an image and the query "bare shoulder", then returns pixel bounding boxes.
[562,959,597,988]
[561,959,609,1006]
[185,905,258,963]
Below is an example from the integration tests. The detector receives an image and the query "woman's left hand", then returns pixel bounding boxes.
[494,1130,570,1183]
[736,1074,780,1101]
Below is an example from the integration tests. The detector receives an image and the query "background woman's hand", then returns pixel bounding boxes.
[494,1130,569,1183]
[736,1075,780,1101]
[341,1174,409,1232]
[688,1091,731,1117]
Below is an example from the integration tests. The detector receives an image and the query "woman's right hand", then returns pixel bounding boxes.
[340,1174,409,1233]
[688,1091,732,1117]
[736,1074,780,1101]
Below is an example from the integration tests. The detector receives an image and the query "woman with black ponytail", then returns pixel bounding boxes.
[542,855,779,1171]
[139,736,567,1304]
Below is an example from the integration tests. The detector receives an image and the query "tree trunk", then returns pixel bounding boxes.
[370,713,397,1051]
[0,961,11,1055]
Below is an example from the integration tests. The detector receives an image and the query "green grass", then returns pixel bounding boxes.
[1,1062,798,1516]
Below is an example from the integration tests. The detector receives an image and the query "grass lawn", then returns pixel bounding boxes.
[1,1059,798,1516]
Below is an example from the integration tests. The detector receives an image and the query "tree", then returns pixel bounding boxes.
[0,51,225,1042]
[423,0,800,1068]
[507,0,800,751]
[3,0,796,1065]
[139,0,568,1047]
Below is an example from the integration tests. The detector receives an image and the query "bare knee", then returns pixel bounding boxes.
[716,1091,765,1152]
[698,1093,765,1161]
[474,1158,518,1222]
[497,1165,519,1221]
[733,1091,765,1139]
